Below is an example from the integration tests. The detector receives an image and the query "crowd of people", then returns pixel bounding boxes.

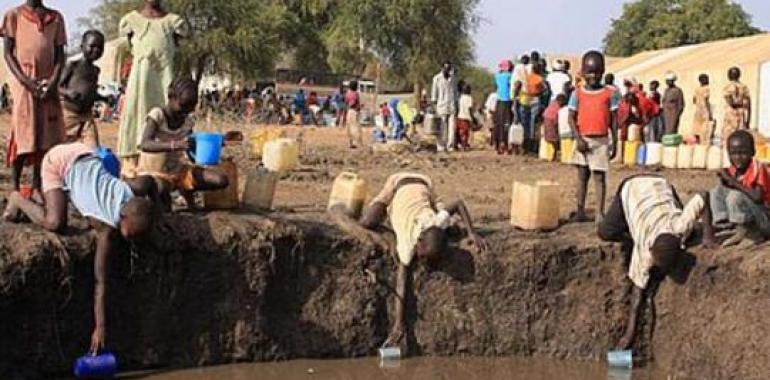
[1,0,768,366]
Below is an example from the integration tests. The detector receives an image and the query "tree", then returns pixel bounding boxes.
[604,0,761,57]
[80,0,290,83]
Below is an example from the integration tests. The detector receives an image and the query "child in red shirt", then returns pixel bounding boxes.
[568,51,620,222]
[542,94,566,162]
[704,130,770,247]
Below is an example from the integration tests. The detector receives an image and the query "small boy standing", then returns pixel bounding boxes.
[59,30,106,148]
[456,84,475,150]
[542,94,566,162]
[704,130,770,247]
[568,51,620,222]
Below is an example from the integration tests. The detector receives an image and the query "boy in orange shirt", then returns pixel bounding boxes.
[568,51,620,222]
[704,130,770,247]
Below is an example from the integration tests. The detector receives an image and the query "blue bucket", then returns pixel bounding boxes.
[74,352,117,379]
[95,147,121,178]
[188,132,224,166]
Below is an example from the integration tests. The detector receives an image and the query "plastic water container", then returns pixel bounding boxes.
[251,128,286,158]
[662,134,683,147]
[74,352,117,379]
[203,158,239,210]
[538,138,555,161]
[188,133,224,166]
[263,138,300,172]
[627,124,642,142]
[95,147,121,178]
[242,166,278,211]
[623,141,639,166]
[510,181,560,231]
[379,347,402,361]
[509,123,525,145]
[636,144,647,166]
[707,145,723,170]
[328,172,368,219]
[423,113,441,135]
[692,145,708,169]
[677,145,694,169]
[607,350,633,369]
[560,139,574,163]
[662,146,678,168]
[645,143,663,166]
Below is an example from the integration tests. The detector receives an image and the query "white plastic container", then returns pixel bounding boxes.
[707,145,722,170]
[677,145,694,169]
[262,138,300,172]
[242,166,278,211]
[510,181,560,231]
[327,172,368,219]
[692,145,708,169]
[628,124,642,142]
[662,147,678,168]
[509,123,525,145]
[645,143,663,166]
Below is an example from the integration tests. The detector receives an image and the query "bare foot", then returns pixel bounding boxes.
[722,225,748,248]
[382,327,405,348]
[2,192,21,222]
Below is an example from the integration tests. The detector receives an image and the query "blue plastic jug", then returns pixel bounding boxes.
[636,144,647,166]
[188,132,224,166]
[74,352,117,379]
[95,147,121,178]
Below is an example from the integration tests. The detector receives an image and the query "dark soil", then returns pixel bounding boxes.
[0,119,768,379]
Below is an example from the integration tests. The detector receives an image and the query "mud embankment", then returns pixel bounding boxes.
[0,214,768,380]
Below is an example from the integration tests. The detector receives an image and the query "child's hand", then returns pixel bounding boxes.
[224,131,244,142]
[576,137,589,153]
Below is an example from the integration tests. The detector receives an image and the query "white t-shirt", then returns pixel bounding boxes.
[547,71,571,100]
[484,92,498,114]
[458,94,474,120]
[558,107,571,136]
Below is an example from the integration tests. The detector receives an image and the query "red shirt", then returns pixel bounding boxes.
[729,159,770,205]
[570,86,618,137]
[542,100,560,122]
[345,90,360,110]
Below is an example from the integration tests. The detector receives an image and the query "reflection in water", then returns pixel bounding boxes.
[127,357,669,380]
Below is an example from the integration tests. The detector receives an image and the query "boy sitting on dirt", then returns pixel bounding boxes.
[351,173,486,349]
[59,30,107,148]
[137,78,242,209]
[569,51,620,222]
[704,130,770,247]
[2,142,157,352]
[597,174,709,349]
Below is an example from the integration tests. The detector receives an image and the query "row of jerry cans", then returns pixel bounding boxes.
[621,142,728,170]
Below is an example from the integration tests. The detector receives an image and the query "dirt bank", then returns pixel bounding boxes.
[0,211,768,380]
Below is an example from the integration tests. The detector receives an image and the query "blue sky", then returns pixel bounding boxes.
[2,0,769,68]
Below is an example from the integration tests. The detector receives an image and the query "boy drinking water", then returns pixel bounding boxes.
[59,30,107,147]
[569,51,620,222]
[704,130,770,247]
[137,78,242,209]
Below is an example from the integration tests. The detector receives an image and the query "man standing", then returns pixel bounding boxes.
[662,72,684,135]
[431,62,457,152]
[546,59,572,101]
[722,67,751,140]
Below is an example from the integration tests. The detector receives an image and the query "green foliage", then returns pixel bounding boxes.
[604,0,761,57]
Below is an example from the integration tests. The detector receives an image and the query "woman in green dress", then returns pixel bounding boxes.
[117,0,188,176]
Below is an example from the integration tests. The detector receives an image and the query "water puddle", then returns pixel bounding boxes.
[124,357,669,380]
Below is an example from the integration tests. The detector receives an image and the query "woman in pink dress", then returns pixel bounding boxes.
[1,0,66,198]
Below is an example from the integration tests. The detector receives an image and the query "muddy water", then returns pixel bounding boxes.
[128,357,668,380]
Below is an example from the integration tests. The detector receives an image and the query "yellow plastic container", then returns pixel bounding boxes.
[757,144,768,162]
[623,141,640,166]
[692,145,708,169]
[242,166,278,211]
[662,146,678,169]
[707,146,723,170]
[251,128,286,158]
[510,181,560,231]
[677,145,694,169]
[560,139,574,163]
[539,138,556,161]
[203,158,239,210]
[263,138,300,172]
[328,172,368,219]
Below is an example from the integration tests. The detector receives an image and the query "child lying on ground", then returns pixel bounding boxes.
[137,78,242,210]
[704,130,770,247]
[597,174,709,349]
[330,173,486,352]
[3,142,157,352]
